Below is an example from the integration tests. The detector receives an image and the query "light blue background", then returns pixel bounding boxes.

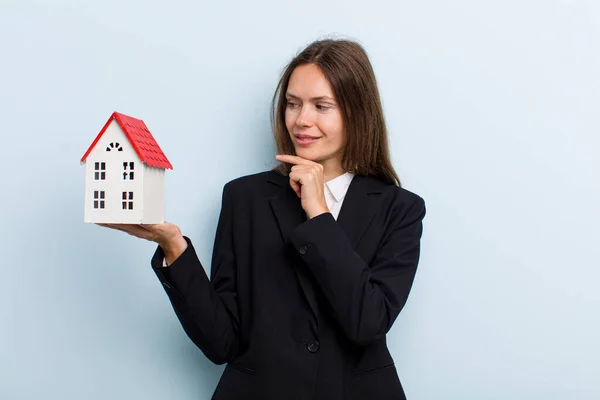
[1,0,598,399]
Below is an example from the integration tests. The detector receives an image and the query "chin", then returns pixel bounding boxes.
[294,148,322,161]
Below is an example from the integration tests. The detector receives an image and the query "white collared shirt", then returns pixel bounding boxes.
[323,171,355,220]
[162,172,355,267]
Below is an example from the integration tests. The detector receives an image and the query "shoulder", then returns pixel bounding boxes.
[393,186,426,224]
[360,175,426,222]
[360,174,424,205]
[392,185,425,212]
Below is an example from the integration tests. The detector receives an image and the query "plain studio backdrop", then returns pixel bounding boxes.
[0,0,598,399]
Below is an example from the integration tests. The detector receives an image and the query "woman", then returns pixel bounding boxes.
[99,38,426,400]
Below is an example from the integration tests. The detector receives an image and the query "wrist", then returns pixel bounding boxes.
[160,235,188,264]
[307,205,329,220]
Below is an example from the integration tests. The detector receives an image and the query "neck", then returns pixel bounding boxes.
[319,158,346,182]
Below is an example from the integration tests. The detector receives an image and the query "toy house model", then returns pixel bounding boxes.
[81,111,173,224]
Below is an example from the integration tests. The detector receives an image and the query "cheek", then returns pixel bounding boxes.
[319,115,344,143]
[284,110,295,133]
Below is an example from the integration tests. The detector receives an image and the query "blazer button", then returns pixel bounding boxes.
[307,340,320,353]
[299,245,308,255]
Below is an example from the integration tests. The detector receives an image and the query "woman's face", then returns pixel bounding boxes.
[285,63,345,167]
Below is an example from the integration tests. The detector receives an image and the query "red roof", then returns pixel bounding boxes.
[81,111,173,170]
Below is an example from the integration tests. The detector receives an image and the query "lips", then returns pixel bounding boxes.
[294,134,321,146]
[294,134,320,139]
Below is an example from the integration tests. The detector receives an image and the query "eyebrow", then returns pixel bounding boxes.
[286,92,336,102]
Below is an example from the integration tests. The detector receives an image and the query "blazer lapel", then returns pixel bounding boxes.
[335,174,385,249]
[267,170,385,325]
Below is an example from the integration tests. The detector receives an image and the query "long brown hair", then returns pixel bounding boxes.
[271,38,401,187]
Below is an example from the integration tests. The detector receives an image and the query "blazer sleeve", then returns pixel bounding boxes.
[289,193,426,347]
[151,182,239,365]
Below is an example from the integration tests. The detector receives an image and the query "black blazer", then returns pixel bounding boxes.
[151,169,426,400]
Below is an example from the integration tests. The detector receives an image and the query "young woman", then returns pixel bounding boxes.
[99,38,426,400]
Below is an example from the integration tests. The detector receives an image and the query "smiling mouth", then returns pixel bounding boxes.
[295,134,320,139]
[295,135,321,145]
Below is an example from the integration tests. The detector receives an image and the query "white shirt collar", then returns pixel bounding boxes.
[325,172,355,202]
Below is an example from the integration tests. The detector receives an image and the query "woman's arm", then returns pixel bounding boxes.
[289,193,426,347]
[151,183,240,364]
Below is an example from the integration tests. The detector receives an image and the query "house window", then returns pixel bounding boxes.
[106,142,123,152]
[123,161,134,180]
[122,191,134,210]
[94,162,106,180]
[93,191,105,209]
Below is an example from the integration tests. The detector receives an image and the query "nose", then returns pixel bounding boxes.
[295,105,314,128]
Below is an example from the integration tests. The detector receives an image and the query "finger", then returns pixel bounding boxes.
[289,178,301,198]
[110,224,138,235]
[291,165,323,181]
[290,164,315,173]
[100,223,153,240]
[276,154,318,166]
[289,171,303,185]
[96,223,126,232]
[292,170,318,186]
[288,172,302,193]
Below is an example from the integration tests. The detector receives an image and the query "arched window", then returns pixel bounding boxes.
[106,142,123,152]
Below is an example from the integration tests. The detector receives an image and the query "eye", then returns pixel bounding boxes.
[286,101,298,109]
[316,104,331,111]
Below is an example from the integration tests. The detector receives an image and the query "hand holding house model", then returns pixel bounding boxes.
[81,112,173,224]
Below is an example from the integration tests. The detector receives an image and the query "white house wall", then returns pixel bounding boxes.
[83,119,145,223]
[142,166,166,224]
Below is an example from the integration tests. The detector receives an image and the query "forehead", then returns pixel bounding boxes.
[287,64,334,97]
